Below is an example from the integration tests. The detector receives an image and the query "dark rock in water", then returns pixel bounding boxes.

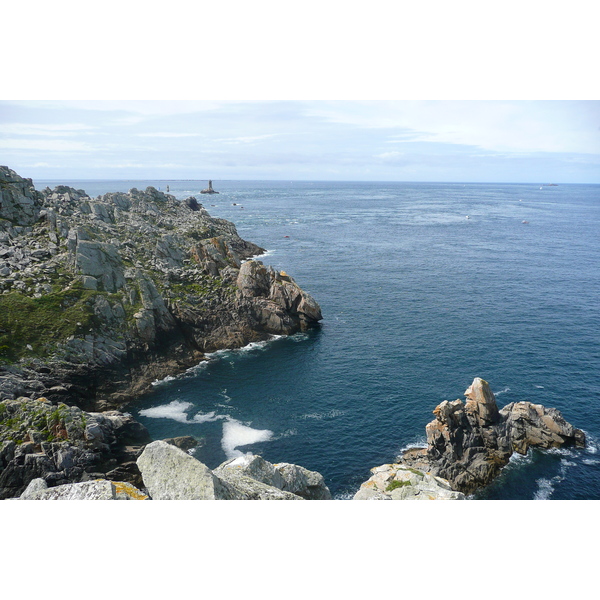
[400,377,586,494]
[162,435,201,452]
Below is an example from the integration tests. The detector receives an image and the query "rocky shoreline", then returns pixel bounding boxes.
[1,166,587,500]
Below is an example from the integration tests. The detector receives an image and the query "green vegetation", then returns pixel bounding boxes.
[0,286,100,362]
[407,468,424,478]
[0,399,82,445]
[386,479,412,492]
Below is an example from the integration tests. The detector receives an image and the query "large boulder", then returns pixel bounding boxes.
[214,454,330,499]
[136,440,230,499]
[273,462,332,499]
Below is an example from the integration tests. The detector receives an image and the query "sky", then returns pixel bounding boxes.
[1,99,599,183]
[2,2,599,184]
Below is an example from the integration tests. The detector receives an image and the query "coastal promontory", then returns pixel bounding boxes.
[0,166,322,498]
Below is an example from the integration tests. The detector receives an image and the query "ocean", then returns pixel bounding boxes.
[34,178,600,500]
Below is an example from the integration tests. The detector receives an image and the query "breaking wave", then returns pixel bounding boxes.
[221,419,274,459]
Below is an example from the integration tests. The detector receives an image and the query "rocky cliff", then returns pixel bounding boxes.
[0,166,322,499]
[0,166,322,412]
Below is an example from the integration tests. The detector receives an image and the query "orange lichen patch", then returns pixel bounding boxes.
[112,481,149,500]
[36,397,49,403]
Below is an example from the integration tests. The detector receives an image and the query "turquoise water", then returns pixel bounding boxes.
[34,179,600,499]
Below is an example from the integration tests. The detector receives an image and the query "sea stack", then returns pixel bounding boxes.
[399,377,586,494]
[200,180,219,194]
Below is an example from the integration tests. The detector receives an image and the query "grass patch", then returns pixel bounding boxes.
[386,479,412,492]
[0,287,100,362]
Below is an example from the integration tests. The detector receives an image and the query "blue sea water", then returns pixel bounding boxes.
[34,178,600,499]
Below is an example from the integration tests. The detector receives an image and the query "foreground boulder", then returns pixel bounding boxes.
[18,478,148,500]
[136,440,330,500]
[354,464,465,500]
[215,454,332,500]
[400,377,586,494]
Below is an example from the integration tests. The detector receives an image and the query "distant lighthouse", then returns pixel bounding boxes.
[201,180,219,194]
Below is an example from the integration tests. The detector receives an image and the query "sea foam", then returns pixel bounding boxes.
[221,419,274,459]
[139,400,194,423]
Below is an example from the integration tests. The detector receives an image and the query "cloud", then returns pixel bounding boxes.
[0,138,95,152]
[0,123,96,136]
[136,132,205,138]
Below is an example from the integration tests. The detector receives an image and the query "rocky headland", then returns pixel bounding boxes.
[0,165,322,498]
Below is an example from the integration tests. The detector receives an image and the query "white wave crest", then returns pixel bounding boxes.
[533,478,554,500]
[139,400,194,423]
[398,438,428,455]
[494,387,511,396]
[192,410,224,424]
[151,375,177,387]
[221,419,274,459]
[139,400,228,424]
[299,409,345,420]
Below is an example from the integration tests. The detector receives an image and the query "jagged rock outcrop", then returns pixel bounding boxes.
[353,463,465,500]
[0,396,151,499]
[400,377,586,494]
[0,166,43,226]
[0,167,322,412]
[136,440,330,500]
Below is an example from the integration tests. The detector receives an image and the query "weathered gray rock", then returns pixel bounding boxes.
[136,440,230,499]
[354,464,465,500]
[0,166,43,226]
[75,240,125,292]
[0,396,150,499]
[138,443,331,500]
[19,478,148,500]
[274,462,332,499]
[215,454,287,489]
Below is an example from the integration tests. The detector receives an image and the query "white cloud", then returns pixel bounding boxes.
[0,138,94,152]
[214,134,281,145]
[303,101,600,155]
[0,123,96,136]
[136,132,205,138]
